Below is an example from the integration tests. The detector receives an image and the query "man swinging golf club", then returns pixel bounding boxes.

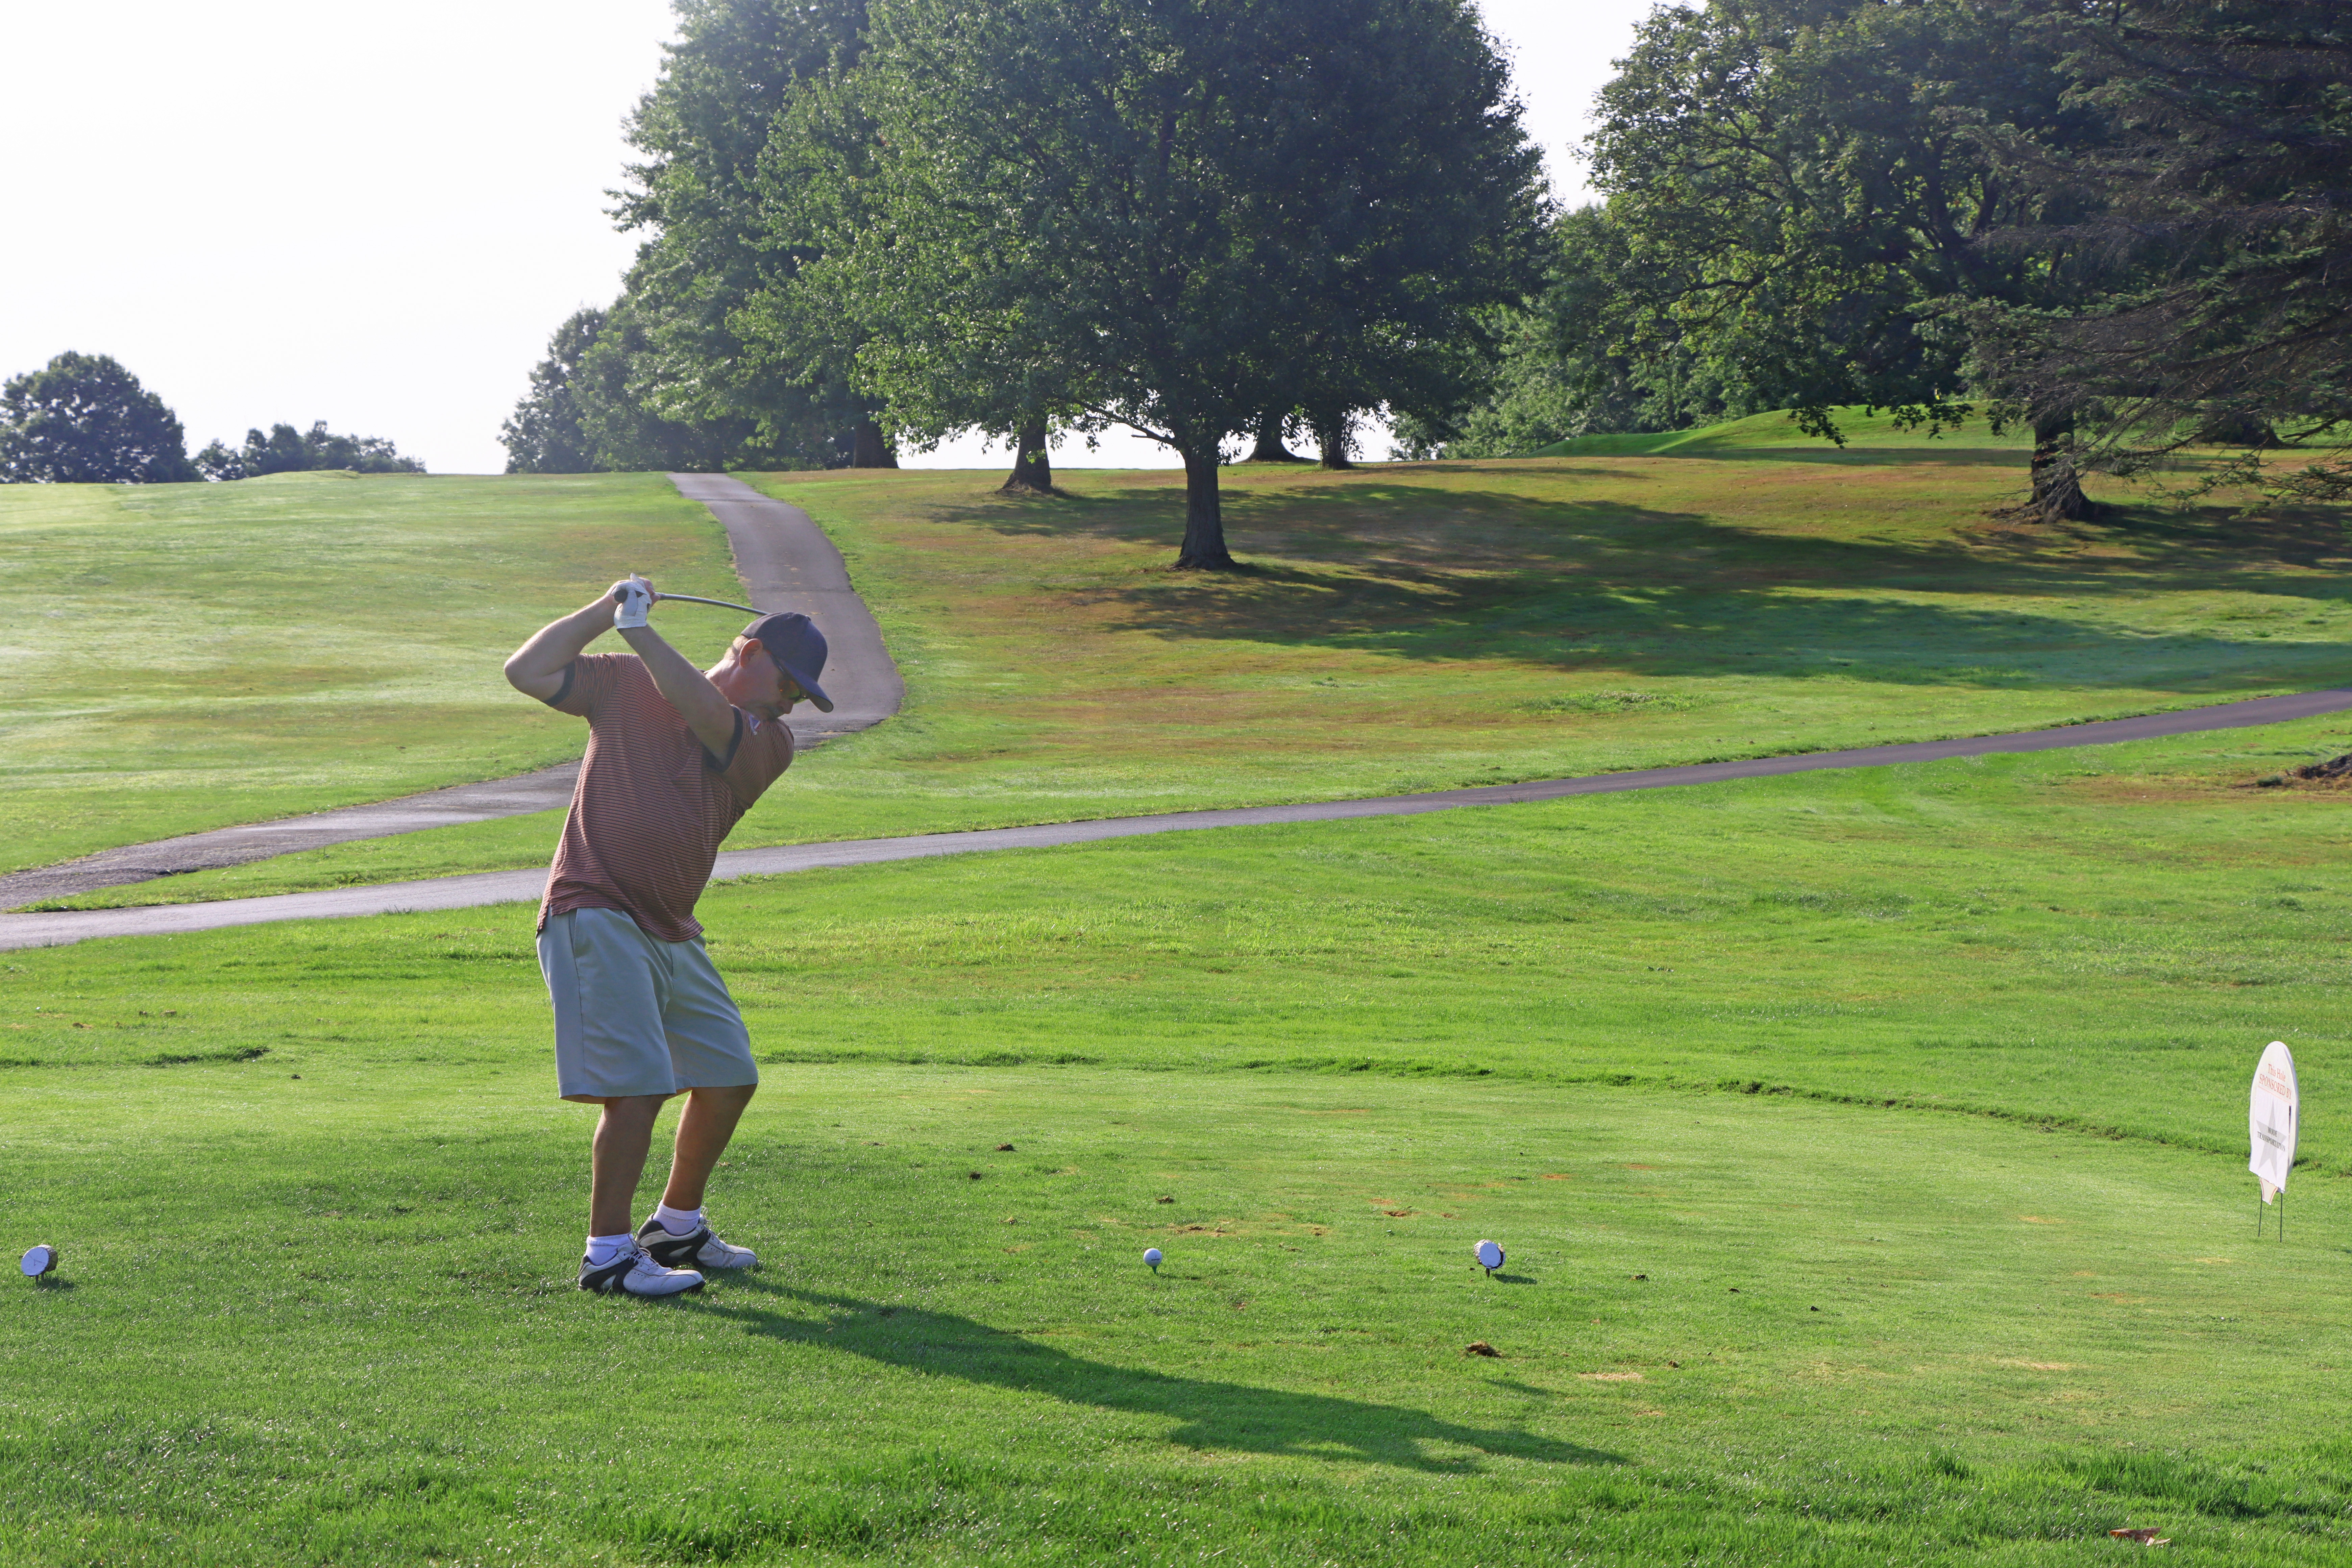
[504,576,832,1296]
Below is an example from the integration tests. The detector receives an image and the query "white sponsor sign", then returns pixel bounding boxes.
[2249,1041,2299,1202]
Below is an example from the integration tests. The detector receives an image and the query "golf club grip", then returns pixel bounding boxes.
[653,593,759,614]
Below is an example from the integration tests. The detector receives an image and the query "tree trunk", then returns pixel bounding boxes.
[2027,410,2096,522]
[2198,410,2281,449]
[1001,418,1053,492]
[1311,408,1353,470]
[850,418,897,469]
[1243,409,1305,463]
[1175,445,1238,569]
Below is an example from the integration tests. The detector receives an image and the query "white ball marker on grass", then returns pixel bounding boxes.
[20,1244,56,1278]
[1143,1248,1163,1273]
[1475,1240,1504,1275]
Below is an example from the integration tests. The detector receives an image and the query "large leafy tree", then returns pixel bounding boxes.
[1965,0,2352,505]
[743,61,1087,490]
[0,352,194,484]
[611,0,892,469]
[835,0,1545,567]
[1583,0,2115,517]
[1238,0,1548,475]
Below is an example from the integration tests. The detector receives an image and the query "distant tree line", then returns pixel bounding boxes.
[0,351,424,484]
[196,423,424,480]
[503,0,1548,566]
[1414,0,2351,522]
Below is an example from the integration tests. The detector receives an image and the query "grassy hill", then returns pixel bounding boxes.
[0,472,748,877]
[32,415,2352,908]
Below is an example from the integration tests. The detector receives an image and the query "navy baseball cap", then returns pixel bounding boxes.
[743,612,834,712]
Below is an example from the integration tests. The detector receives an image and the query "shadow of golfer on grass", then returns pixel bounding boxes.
[697,1282,1625,1473]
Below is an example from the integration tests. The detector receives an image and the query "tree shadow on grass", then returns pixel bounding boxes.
[696,1280,1626,1473]
[926,483,2351,691]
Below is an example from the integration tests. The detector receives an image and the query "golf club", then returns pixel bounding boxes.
[613,575,761,617]
[655,592,761,615]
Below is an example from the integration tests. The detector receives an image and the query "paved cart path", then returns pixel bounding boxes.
[668,473,904,742]
[0,475,903,911]
[0,684,2343,953]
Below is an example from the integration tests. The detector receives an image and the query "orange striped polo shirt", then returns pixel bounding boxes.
[536,653,794,942]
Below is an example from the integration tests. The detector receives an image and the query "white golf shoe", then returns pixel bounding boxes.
[578,1241,704,1297]
[636,1213,759,1272]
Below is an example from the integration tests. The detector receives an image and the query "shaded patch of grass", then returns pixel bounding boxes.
[1517,688,1696,715]
[143,1045,269,1067]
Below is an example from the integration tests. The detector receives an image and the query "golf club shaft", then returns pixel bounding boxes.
[654,592,760,615]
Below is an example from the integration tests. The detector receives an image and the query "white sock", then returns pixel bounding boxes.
[585,1232,635,1265]
[654,1203,703,1236]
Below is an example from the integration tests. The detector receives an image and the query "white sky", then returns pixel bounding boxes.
[0,0,1661,477]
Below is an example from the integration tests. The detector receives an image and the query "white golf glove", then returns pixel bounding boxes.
[611,577,653,630]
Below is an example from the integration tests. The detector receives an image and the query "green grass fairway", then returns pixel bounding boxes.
[9,720,2349,1158]
[0,473,746,877]
[3,1069,2343,1565]
[41,417,2351,909]
[4,722,2350,1562]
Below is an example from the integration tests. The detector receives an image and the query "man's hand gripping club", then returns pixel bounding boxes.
[501,577,741,759]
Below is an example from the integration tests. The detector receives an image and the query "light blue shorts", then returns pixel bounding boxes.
[537,907,759,1101]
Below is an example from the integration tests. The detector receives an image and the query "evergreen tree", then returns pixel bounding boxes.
[1966,0,2352,505]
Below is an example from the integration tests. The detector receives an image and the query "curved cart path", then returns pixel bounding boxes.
[669,473,904,741]
[0,475,903,911]
[0,684,2343,953]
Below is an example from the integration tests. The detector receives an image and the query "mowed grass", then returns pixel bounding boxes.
[9,719,2351,1158]
[5,719,2351,1561]
[42,415,2352,907]
[739,437,2352,836]
[0,472,746,877]
[5,1065,2347,1567]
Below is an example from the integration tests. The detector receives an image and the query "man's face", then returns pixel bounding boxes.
[749,642,804,719]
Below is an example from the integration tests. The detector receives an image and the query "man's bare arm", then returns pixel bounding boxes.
[504,595,621,702]
[616,622,738,757]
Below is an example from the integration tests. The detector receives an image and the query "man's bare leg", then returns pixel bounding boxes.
[588,1095,666,1239]
[661,1083,757,1212]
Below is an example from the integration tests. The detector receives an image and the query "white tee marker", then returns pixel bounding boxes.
[2250,1040,2299,1214]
